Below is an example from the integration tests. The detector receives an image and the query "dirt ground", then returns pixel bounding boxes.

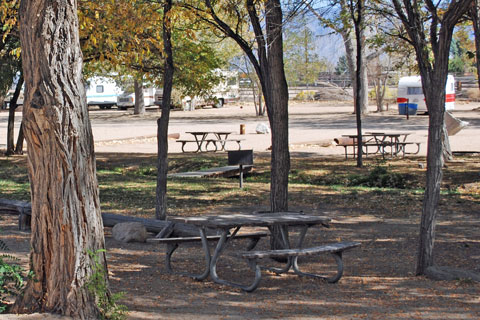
[1,200,480,319]
[1,101,480,319]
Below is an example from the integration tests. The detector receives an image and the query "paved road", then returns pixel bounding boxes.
[1,101,479,156]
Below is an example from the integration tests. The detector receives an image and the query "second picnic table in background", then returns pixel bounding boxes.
[338,132,420,159]
[176,131,243,153]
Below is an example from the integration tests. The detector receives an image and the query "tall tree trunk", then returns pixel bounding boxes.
[472,1,480,91]
[203,0,290,215]
[352,0,365,167]
[12,0,107,317]
[391,0,473,275]
[416,85,445,274]
[359,36,369,115]
[5,75,23,156]
[156,0,174,220]
[134,79,145,115]
[265,0,290,212]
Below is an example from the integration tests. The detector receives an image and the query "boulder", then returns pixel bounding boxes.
[255,123,270,134]
[112,222,148,243]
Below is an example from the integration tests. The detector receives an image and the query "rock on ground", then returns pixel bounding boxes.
[112,222,148,243]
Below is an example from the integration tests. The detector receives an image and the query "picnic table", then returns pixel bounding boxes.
[177,131,243,152]
[156,212,359,292]
[339,132,420,159]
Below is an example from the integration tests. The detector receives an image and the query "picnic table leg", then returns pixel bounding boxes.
[292,226,345,282]
[164,227,211,280]
[209,227,262,292]
[261,225,293,275]
[292,251,344,283]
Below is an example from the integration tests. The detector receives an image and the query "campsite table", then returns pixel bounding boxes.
[169,212,331,291]
[343,132,411,158]
[365,132,411,157]
[185,131,233,152]
[341,133,380,158]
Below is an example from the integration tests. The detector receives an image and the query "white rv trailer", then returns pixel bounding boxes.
[153,70,239,109]
[117,87,157,110]
[397,75,455,113]
[86,77,122,109]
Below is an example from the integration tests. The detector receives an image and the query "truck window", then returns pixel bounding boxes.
[96,85,104,93]
[407,87,422,95]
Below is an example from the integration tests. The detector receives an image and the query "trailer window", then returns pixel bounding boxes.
[407,87,422,95]
[96,85,104,93]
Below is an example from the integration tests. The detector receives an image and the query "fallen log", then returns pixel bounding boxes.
[0,198,201,237]
[102,212,200,237]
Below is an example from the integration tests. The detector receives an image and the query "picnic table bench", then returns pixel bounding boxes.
[240,241,360,290]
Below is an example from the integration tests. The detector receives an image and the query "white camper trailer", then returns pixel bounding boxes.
[117,87,157,110]
[86,77,122,109]
[397,75,455,114]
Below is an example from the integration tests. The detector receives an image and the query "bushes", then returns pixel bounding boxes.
[297,165,413,189]
[0,238,29,313]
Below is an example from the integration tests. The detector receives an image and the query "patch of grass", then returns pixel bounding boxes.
[0,153,479,219]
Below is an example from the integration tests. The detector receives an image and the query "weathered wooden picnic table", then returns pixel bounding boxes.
[164,212,359,292]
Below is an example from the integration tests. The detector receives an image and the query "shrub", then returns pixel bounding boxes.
[0,238,29,313]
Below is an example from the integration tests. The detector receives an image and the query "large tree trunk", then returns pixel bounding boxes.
[134,79,145,115]
[12,0,107,317]
[156,0,174,220]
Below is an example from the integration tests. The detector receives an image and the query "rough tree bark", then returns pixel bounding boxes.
[156,0,174,220]
[134,79,145,115]
[12,0,107,317]
[392,0,473,275]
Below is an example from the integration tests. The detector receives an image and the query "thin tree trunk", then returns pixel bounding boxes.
[359,35,369,115]
[14,121,25,154]
[134,79,145,115]
[13,0,106,317]
[5,75,23,156]
[156,0,174,220]
[203,0,289,227]
[471,1,480,91]
[352,0,365,167]
[416,90,445,274]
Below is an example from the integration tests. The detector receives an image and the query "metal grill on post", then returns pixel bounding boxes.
[228,150,253,188]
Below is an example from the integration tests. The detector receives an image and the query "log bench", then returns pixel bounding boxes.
[147,231,268,280]
[239,241,360,292]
